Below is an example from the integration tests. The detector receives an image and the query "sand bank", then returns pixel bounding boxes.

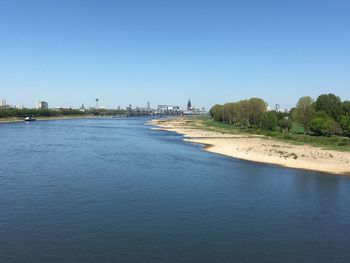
[149,118,350,175]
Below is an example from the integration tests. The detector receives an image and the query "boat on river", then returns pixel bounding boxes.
[24,116,36,121]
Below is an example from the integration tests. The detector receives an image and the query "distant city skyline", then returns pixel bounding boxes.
[0,97,204,111]
[1,0,349,110]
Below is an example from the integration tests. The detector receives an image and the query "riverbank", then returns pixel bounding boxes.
[0,115,97,124]
[149,117,350,175]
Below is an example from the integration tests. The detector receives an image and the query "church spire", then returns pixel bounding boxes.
[187,99,192,111]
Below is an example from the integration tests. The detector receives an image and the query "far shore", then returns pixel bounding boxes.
[148,118,350,176]
[0,115,98,124]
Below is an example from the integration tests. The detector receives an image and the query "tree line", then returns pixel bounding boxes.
[291,94,350,137]
[0,108,127,118]
[210,93,350,137]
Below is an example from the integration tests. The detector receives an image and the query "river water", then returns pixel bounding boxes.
[0,118,349,262]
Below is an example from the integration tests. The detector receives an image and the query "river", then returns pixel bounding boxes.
[1,117,349,262]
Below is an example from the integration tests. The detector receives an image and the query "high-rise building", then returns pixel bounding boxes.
[187,99,192,111]
[37,101,48,109]
[147,101,150,109]
[1,99,6,107]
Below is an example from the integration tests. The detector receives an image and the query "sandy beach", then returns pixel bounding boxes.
[149,118,350,175]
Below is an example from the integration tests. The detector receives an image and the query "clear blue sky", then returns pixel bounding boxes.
[0,0,349,110]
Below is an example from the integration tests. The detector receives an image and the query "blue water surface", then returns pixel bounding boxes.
[0,118,349,263]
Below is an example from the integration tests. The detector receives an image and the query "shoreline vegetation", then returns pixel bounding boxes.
[0,108,128,124]
[149,116,350,175]
[0,115,99,124]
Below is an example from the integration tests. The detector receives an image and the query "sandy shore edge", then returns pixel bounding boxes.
[148,119,350,176]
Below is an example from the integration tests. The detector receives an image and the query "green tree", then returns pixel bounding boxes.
[278,118,292,132]
[310,113,342,136]
[247,98,267,128]
[342,100,350,116]
[273,111,288,121]
[341,116,350,137]
[209,104,223,122]
[261,111,277,131]
[292,96,315,133]
[237,100,249,127]
[222,103,236,123]
[315,93,342,122]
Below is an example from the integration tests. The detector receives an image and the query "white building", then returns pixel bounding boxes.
[157,105,180,113]
[37,101,48,109]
